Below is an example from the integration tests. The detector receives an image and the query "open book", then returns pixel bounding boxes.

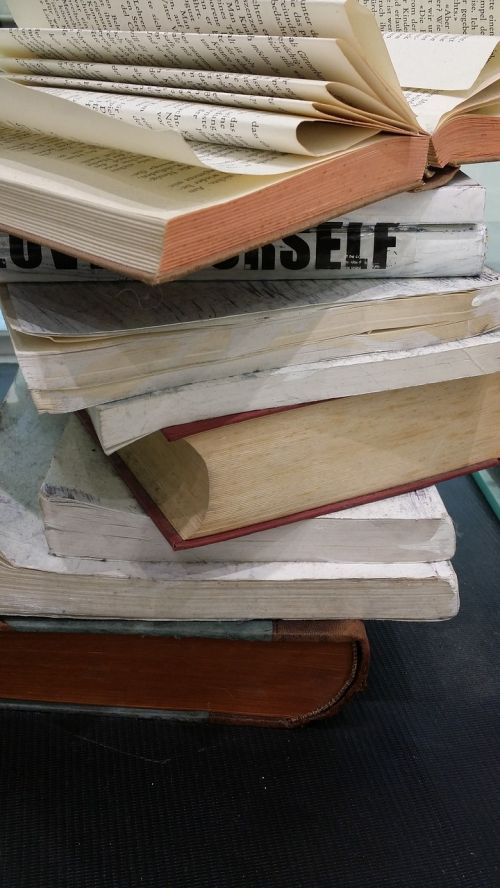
[0,1,499,281]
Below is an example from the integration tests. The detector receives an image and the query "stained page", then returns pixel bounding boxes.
[384,32,499,91]
[361,0,500,36]
[0,79,373,175]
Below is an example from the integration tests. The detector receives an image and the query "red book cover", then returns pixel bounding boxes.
[0,619,370,728]
[79,408,500,551]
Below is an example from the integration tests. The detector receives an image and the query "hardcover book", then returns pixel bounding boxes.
[40,415,456,564]
[112,373,500,547]
[0,1,499,281]
[0,375,459,622]
[0,617,370,728]
[4,271,500,413]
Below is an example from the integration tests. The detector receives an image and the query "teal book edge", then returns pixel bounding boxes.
[473,468,500,521]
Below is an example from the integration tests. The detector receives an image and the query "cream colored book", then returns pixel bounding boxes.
[0,1,499,280]
[4,270,500,413]
[114,371,500,546]
[0,374,458,621]
[40,415,456,564]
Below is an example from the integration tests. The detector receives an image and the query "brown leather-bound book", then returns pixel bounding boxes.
[0,618,369,728]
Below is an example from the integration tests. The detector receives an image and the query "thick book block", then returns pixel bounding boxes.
[0,618,370,727]
[113,373,500,547]
[40,416,456,564]
[0,377,459,622]
[5,270,500,414]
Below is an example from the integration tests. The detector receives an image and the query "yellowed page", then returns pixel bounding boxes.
[361,0,500,36]
[403,91,461,133]
[384,32,499,91]
[0,79,374,175]
[0,57,414,124]
[6,0,376,43]
[0,28,381,90]
[28,84,375,154]
[8,0,404,90]
[8,75,414,131]
[0,126,310,239]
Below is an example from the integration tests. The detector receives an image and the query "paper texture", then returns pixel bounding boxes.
[362,0,500,35]
[385,32,499,92]
[0,78,374,175]
[7,270,500,339]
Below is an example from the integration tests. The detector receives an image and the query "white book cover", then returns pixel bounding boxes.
[41,416,456,564]
[0,375,459,621]
[0,222,487,282]
[90,330,500,453]
[185,224,487,280]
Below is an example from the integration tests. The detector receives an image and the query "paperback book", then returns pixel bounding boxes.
[4,271,500,413]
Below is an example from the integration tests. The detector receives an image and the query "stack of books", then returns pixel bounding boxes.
[0,0,500,727]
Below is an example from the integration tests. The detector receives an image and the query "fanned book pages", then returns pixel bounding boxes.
[0,172,486,283]
[0,2,499,281]
[110,373,500,548]
[0,374,459,621]
[40,415,456,564]
[0,617,370,727]
[4,271,500,413]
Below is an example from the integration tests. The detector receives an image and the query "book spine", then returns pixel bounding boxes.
[0,222,486,282]
[186,225,487,280]
[0,622,369,727]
